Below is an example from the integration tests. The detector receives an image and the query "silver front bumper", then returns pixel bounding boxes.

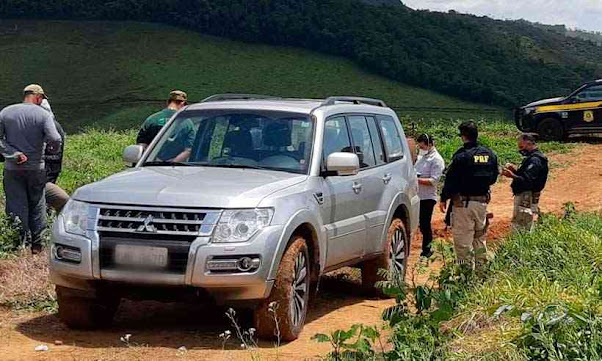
[50,214,282,302]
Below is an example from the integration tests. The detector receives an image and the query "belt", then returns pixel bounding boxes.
[452,194,490,207]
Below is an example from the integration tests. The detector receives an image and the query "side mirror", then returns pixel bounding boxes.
[123,145,144,164]
[326,152,360,176]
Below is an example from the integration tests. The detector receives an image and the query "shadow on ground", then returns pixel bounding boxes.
[15,270,367,350]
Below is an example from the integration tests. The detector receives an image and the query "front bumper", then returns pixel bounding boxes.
[49,215,282,302]
[514,107,535,132]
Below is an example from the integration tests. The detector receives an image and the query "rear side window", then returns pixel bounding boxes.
[377,115,404,162]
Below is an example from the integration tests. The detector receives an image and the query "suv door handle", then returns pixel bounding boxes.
[352,182,362,194]
[382,173,392,184]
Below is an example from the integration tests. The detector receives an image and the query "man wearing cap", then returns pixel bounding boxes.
[136,90,188,149]
[0,84,62,253]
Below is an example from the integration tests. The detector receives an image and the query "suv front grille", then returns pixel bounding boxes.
[96,205,220,239]
[94,205,221,274]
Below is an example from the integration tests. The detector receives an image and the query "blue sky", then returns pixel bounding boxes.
[402,0,602,32]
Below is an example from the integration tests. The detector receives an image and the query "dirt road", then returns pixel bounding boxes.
[1,142,601,361]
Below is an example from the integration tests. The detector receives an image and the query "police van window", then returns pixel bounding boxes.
[575,85,602,102]
[348,115,377,168]
[366,116,386,165]
[323,116,352,160]
[377,115,404,162]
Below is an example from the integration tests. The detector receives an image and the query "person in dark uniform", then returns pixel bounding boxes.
[502,133,549,232]
[439,121,498,269]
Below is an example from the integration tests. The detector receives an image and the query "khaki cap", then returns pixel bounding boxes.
[23,84,48,98]
[168,90,187,102]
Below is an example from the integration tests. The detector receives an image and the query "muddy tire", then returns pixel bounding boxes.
[537,118,565,141]
[56,286,119,329]
[254,236,310,342]
[362,218,409,297]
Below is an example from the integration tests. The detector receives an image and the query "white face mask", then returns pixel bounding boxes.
[418,149,429,156]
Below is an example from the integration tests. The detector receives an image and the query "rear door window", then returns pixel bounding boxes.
[366,116,386,165]
[377,115,404,162]
[348,115,377,168]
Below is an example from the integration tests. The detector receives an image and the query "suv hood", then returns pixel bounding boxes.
[524,96,565,108]
[73,167,307,208]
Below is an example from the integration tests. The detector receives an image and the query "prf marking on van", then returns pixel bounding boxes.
[535,101,602,114]
[474,155,490,163]
[584,111,595,122]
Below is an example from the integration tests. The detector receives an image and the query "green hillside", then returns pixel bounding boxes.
[0,20,502,133]
[3,0,601,108]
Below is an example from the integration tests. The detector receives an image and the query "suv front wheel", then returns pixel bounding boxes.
[362,218,409,296]
[254,236,310,341]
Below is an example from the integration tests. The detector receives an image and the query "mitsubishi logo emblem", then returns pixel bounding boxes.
[136,215,157,233]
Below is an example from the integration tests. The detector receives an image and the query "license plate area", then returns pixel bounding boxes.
[114,245,168,269]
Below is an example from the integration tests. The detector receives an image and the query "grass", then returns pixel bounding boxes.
[0,20,506,133]
[314,212,602,360]
[444,211,602,360]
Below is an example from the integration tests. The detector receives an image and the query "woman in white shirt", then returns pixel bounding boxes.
[414,134,445,258]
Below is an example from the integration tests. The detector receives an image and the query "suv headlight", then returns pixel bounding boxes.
[62,200,90,236]
[213,209,274,243]
[524,107,535,115]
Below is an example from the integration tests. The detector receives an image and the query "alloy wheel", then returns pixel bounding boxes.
[290,251,308,328]
[389,228,406,275]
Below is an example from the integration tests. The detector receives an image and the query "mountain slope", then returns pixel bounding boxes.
[2,0,601,107]
[0,20,499,133]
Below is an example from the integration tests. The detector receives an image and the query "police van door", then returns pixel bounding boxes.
[567,84,602,132]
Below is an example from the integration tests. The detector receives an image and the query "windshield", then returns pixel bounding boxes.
[144,109,314,174]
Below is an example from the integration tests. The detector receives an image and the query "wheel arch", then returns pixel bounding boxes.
[267,209,324,282]
[379,193,416,253]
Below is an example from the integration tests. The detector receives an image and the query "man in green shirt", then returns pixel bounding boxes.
[136,90,188,148]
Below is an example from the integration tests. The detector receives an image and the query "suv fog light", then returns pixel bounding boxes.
[54,244,82,263]
[237,257,260,272]
[207,257,261,272]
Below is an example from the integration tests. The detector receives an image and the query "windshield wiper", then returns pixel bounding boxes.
[143,161,193,167]
[194,163,267,170]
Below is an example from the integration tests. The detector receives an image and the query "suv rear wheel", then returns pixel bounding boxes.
[362,218,409,296]
[537,118,565,141]
[254,236,310,341]
[56,286,119,329]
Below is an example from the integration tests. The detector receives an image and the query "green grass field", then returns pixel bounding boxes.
[0,20,506,133]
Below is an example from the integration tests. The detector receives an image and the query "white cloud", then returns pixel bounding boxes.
[402,0,602,32]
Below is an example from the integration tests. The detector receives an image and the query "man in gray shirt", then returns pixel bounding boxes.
[0,84,62,254]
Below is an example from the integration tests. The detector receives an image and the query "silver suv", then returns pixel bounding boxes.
[50,95,419,340]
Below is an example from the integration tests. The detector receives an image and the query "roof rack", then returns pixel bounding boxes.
[321,96,387,107]
[201,94,281,103]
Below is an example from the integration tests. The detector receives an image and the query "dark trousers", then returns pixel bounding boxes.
[419,199,437,254]
[3,169,47,245]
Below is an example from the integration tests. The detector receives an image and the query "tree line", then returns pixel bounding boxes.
[2,0,601,107]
